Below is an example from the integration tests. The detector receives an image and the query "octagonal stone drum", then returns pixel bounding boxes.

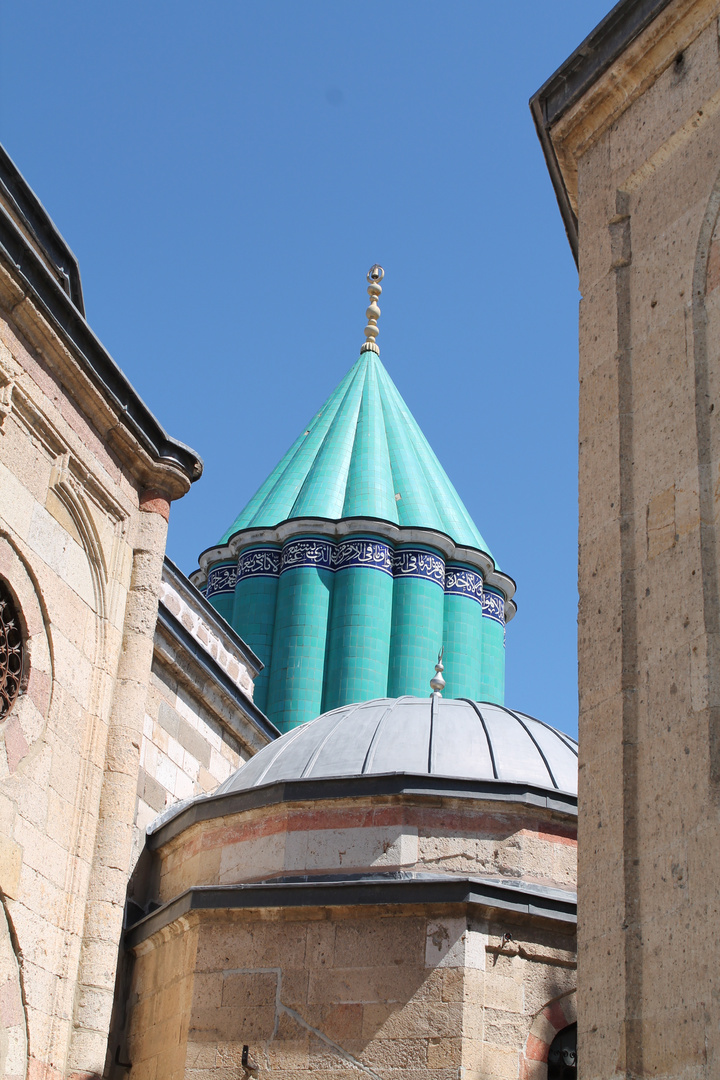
[124,697,578,1080]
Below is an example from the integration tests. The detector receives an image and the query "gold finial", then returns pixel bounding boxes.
[430,647,445,696]
[361,265,384,354]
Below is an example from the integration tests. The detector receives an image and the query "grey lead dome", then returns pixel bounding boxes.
[216,697,578,797]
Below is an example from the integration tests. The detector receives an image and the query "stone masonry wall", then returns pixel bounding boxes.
[126,906,576,1080]
[0,282,172,1078]
[134,661,248,863]
[132,562,271,868]
[548,3,720,1077]
[153,799,577,905]
[158,572,255,700]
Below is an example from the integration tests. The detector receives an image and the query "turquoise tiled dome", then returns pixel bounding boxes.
[196,348,514,733]
[218,351,491,556]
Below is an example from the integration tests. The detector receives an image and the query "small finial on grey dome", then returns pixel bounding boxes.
[430,647,445,696]
[361,265,384,355]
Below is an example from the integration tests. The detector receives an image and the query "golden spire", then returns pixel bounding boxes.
[361,264,384,354]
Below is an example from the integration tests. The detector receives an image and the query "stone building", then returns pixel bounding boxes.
[0,45,582,1080]
[532,0,720,1076]
[0,146,275,1079]
[114,273,579,1080]
[123,698,577,1080]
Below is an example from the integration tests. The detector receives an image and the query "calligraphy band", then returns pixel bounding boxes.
[208,540,505,622]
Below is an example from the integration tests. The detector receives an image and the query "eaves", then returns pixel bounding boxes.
[530,0,675,263]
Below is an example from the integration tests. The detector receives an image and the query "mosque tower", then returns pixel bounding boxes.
[192,267,516,734]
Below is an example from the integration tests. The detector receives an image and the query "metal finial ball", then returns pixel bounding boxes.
[367,264,385,284]
[430,647,445,695]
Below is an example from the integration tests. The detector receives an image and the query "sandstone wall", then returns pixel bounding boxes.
[133,561,273,868]
[152,798,576,905]
[126,906,576,1080]
[544,2,720,1075]
[0,231,195,1075]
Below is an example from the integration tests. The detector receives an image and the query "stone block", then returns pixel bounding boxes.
[333,917,425,969]
[361,1035,428,1070]
[157,702,180,740]
[362,1000,462,1040]
[190,1004,275,1043]
[436,967,464,1006]
[13,818,68,891]
[305,921,336,968]
[482,973,523,1013]
[176,716,212,769]
[138,769,167,813]
[197,919,306,972]
[317,1002,363,1042]
[481,1042,520,1079]
[0,832,23,899]
[209,747,231,783]
[425,917,466,968]
[221,971,278,1009]
[308,963,421,1005]
[427,1034,462,1068]
[0,460,35,540]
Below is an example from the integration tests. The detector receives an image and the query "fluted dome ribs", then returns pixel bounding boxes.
[218,352,491,555]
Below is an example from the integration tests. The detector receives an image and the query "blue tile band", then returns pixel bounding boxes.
[392,549,445,587]
[237,547,282,580]
[225,539,449,585]
[333,538,393,575]
[281,538,334,572]
[205,563,238,598]
[482,589,505,625]
[210,540,499,611]
[444,566,484,604]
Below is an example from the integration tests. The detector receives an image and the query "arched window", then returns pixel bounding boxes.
[547,1022,577,1080]
[0,580,22,719]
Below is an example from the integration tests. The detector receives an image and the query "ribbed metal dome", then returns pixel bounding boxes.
[216,697,578,797]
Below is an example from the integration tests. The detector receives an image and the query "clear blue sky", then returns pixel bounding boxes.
[1,1,615,738]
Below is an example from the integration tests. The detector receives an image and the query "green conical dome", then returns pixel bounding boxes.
[219,351,492,556]
[198,344,513,732]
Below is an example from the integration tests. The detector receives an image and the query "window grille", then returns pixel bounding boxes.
[0,581,22,719]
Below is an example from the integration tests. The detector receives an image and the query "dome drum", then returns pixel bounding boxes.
[146,696,578,902]
[148,787,577,909]
[135,698,577,963]
[195,523,516,731]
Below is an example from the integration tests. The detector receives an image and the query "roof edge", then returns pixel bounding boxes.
[125,874,577,949]
[530,0,675,263]
[0,143,85,312]
[0,147,203,494]
[146,771,578,849]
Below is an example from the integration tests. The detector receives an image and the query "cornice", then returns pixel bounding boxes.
[0,197,202,499]
[154,607,277,745]
[0,143,85,312]
[192,517,517,617]
[162,556,263,676]
[146,772,577,850]
[530,0,715,261]
[125,873,577,949]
